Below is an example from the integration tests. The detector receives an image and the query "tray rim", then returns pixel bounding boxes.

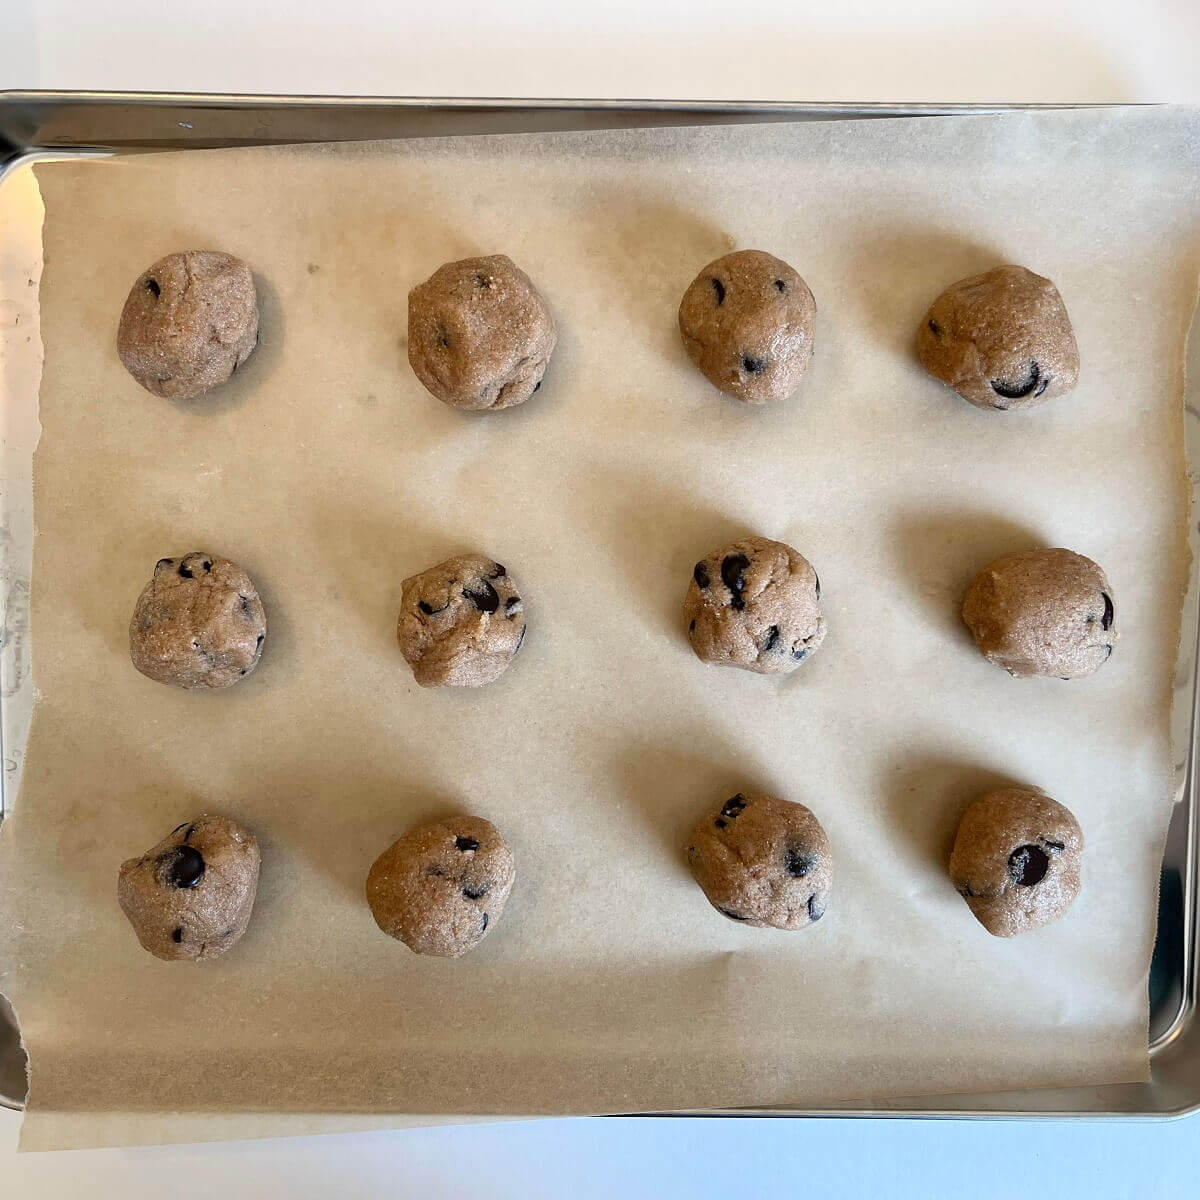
[0,93,1195,1123]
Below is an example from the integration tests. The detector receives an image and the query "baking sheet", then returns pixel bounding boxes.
[1,106,1198,1140]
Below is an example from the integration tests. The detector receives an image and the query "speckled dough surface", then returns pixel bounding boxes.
[117,250,259,401]
[686,791,832,929]
[366,815,516,957]
[683,535,825,674]
[117,815,261,961]
[407,254,557,410]
[678,249,817,404]
[961,547,1116,679]
[916,264,1079,410]
[129,552,267,689]
[397,553,525,687]
[949,788,1084,937]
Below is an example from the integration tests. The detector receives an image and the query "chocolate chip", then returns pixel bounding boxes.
[514,624,527,653]
[179,563,194,579]
[792,647,809,662]
[156,558,175,570]
[1043,839,1065,851]
[202,559,212,572]
[181,824,195,842]
[711,277,725,305]
[490,564,507,579]
[455,836,479,852]
[463,580,500,613]
[990,361,1041,400]
[927,318,940,336]
[146,278,161,297]
[785,847,813,878]
[741,354,766,375]
[162,846,205,889]
[721,794,747,819]
[719,907,748,922]
[505,596,521,615]
[418,600,436,615]
[426,865,445,876]
[693,562,711,588]
[240,595,254,618]
[480,912,489,932]
[255,633,264,648]
[476,273,492,288]
[1105,644,1114,660]
[813,570,821,600]
[762,625,780,652]
[532,379,542,393]
[773,279,786,292]
[957,885,978,899]
[807,894,824,922]
[721,553,749,610]
[1101,592,1114,631]
[1033,374,1051,397]
[171,822,189,834]
[714,817,728,829]
[437,329,450,348]
[688,619,696,633]
[1008,844,1050,887]
[463,884,489,900]
[171,927,183,943]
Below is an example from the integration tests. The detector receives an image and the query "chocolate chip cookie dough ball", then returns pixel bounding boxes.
[917,265,1079,410]
[366,815,515,957]
[408,254,556,411]
[961,548,1115,679]
[678,250,816,405]
[117,815,261,961]
[684,536,825,674]
[949,787,1083,937]
[117,250,259,401]
[397,554,525,688]
[686,791,831,929]
[129,552,266,689]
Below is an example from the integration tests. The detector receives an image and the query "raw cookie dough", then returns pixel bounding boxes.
[397,553,525,688]
[117,814,261,961]
[683,535,825,674]
[678,249,817,405]
[949,787,1084,937]
[117,250,259,401]
[366,815,516,957]
[916,264,1079,411]
[129,552,267,690]
[686,791,832,929]
[961,547,1116,679]
[407,254,557,411]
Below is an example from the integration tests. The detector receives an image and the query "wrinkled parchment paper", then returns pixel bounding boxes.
[2,106,1199,1145]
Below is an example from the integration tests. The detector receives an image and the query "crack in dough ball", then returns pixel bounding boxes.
[408,254,556,410]
[917,265,1078,411]
[117,250,259,401]
[129,552,267,690]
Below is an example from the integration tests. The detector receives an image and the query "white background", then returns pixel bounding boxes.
[1,0,1199,1194]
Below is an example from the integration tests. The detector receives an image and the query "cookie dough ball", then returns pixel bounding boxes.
[961,548,1115,679]
[684,536,825,674]
[678,250,817,405]
[366,815,515,957]
[917,264,1079,411]
[686,791,831,929]
[408,254,556,411]
[397,554,525,688]
[129,552,267,690]
[117,815,260,961]
[949,787,1083,937]
[117,250,259,401]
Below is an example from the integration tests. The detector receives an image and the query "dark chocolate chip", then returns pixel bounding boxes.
[1101,592,1114,631]
[813,570,821,600]
[927,318,941,336]
[171,927,183,943]
[456,836,479,852]
[146,278,161,298]
[721,553,750,610]
[179,563,194,579]
[710,277,725,305]
[714,817,728,829]
[202,559,212,572]
[418,600,435,615]
[1008,844,1050,887]
[1105,644,1114,660]
[256,633,264,648]
[463,580,500,613]
[240,595,254,619]
[1033,373,1052,398]
[721,794,747,819]
[792,647,809,662]
[990,360,1041,400]
[463,884,489,900]
[514,624,527,653]
[490,563,507,579]
[475,273,492,288]
[532,379,542,393]
[718,907,749,922]
[171,822,189,834]
[785,847,813,878]
[762,625,780,652]
[1043,839,1065,851]
[693,562,711,588]
[480,912,489,932]
[741,354,766,375]
[437,330,450,348]
[688,619,697,633]
[162,845,205,889]
[181,824,195,842]
[773,279,786,292]
[807,894,824,922]
[505,596,521,614]
[156,558,175,570]
[426,865,445,877]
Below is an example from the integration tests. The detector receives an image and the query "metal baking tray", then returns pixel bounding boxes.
[0,92,1195,1120]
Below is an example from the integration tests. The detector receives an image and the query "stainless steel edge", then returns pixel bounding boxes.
[0,93,1192,1122]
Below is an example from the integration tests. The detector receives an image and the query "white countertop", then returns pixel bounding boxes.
[2,0,1198,1191]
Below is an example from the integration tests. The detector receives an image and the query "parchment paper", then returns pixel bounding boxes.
[2,106,1198,1138]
